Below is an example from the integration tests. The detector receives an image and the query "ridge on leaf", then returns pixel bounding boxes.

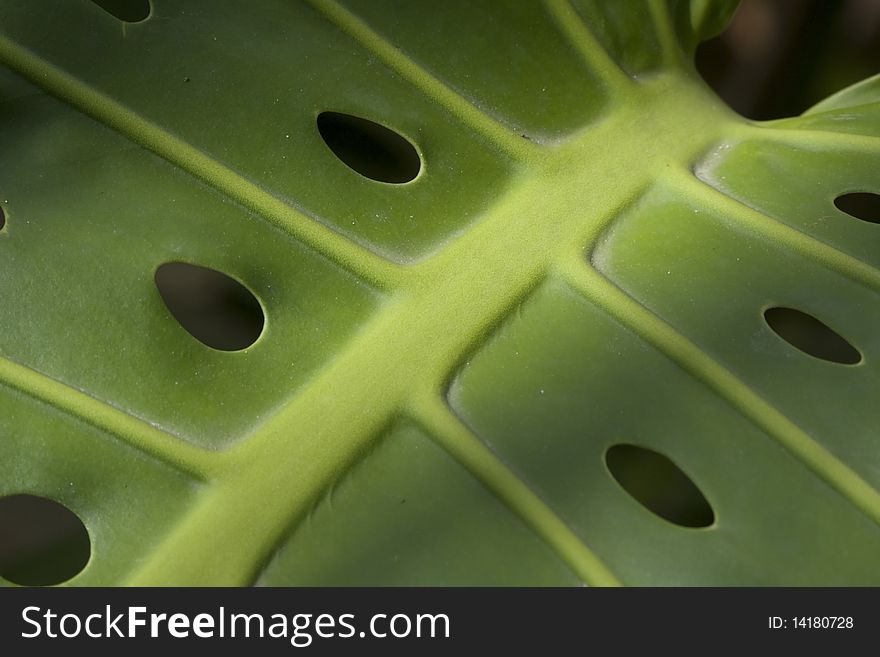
[0,0,878,586]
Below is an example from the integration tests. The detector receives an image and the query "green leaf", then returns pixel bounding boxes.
[804,73,880,115]
[0,0,878,586]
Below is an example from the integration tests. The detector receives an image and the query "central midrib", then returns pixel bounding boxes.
[125,74,735,585]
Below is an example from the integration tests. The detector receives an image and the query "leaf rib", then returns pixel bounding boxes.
[647,0,686,68]
[0,355,218,480]
[542,0,635,96]
[0,36,404,293]
[409,392,622,587]
[557,256,880,528]
[305,0,536,161]
[740,123,880,155]
[673,168,880,292]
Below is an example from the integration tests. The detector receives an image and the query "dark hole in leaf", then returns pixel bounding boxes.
[834,192,880,224]
[91,0,151,23]
[0,494,91,586]
[605,444,714,528]
[317,111,421,183]
[764,307,861,364]
[155,262,264,351]
[92,0,150,23]
[0,205,5,231]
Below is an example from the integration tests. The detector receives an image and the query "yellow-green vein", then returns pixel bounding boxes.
[647,0,686,68]
[0,355,217,480]
[408,391,622,586]
[305,0,536,162]
[740,124,880,155]
[543,0,635,97]
[673,168,880,292]
[557,255,880,528]
[0,35,404,293]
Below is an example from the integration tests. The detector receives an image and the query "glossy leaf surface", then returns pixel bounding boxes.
[0,0,878,586]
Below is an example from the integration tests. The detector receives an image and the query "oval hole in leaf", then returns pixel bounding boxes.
[0,494,91,586]
[834,192,880,224]
[764,307,861,365]
[155,262,264,351]
[605,444,714,528]
[91,0,151,22]
[317,111,421,183]
[0,205,5,231]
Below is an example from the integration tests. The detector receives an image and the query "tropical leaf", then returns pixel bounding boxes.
[0,0,878,586]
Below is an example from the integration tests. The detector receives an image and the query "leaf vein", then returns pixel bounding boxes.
[558,257,880,528]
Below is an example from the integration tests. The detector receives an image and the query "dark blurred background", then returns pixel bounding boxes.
[697,0,880,120]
